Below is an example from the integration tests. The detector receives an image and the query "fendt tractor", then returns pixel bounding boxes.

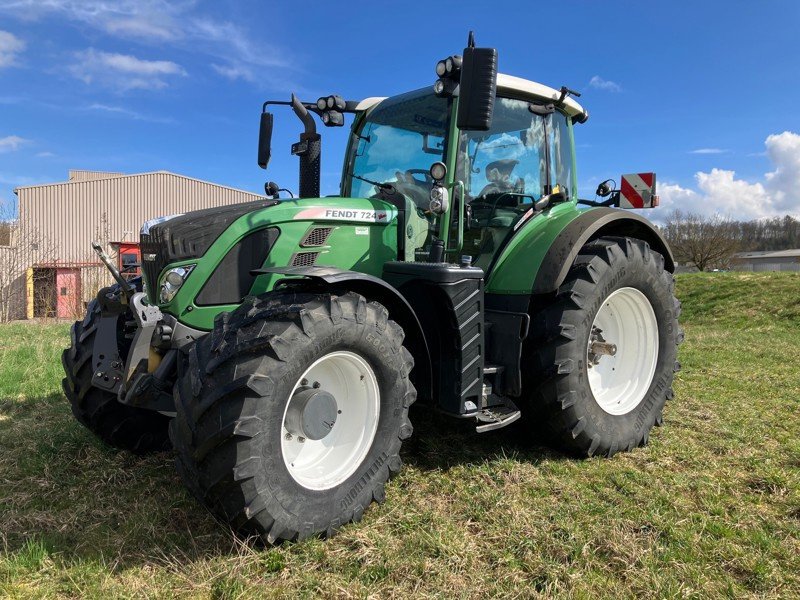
[63,35,682,543]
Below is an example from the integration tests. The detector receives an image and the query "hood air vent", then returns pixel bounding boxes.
[291,252,320,267]
[300,227,333,247]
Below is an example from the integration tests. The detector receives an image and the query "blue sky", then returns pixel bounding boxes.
[1,0,799,221]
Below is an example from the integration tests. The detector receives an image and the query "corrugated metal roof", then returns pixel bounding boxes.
[68,170,124,182]
[734,249,800,259]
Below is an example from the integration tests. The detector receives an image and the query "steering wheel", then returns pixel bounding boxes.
[403,169,434,185]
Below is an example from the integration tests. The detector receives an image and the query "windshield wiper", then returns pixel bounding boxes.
[352,173,394,190]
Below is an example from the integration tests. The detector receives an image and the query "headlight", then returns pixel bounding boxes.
[159,265,195,304]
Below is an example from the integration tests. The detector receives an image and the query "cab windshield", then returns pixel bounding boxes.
[344,89,450,210]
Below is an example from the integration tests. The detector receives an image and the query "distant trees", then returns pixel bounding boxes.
[663,211,741,271]
[662,212,800,271]
[737,216,800,251]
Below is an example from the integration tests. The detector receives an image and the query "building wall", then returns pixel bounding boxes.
[3,171,264,321]
[17,171,263,266]
[732,259,800,272]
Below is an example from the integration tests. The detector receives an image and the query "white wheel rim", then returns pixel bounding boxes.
[281,351,380,490]
[587,287,659,415]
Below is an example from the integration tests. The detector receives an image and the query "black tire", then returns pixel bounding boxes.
[521,236,683,457]
[171,291,416,543]
[61,286,172,454]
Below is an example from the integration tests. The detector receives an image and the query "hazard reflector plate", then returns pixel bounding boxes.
[620,173,656,208]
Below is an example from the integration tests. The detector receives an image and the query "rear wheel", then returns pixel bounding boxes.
[521,236,683,457]
[171,291,416,543]
[61,284,171,454]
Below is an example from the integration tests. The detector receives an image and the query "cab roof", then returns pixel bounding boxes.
[355,73,588,121]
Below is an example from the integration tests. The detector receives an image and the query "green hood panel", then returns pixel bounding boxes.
[160,196,399,330]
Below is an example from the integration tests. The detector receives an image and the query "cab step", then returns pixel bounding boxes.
[474,397,521,433]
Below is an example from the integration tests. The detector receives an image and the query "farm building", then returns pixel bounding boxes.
[731,249,800,272]
[0,170,263,321]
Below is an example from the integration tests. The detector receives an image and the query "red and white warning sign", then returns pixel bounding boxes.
[620,173,657,208]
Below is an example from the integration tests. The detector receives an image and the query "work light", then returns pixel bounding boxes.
[322,110,344,127]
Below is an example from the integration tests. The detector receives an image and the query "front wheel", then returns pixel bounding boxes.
[171,291,416,543]
[521,236,683,457]
[61,284,172,453]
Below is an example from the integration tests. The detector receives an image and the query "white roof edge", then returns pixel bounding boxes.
[355,96,387,111]
[357,75,586,118]
[496,74,585,117]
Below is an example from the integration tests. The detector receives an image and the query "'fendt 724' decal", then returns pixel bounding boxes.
[293,207,396,223]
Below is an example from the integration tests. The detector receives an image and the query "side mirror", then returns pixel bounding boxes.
[457,46,498,131]
[257,111,274,169]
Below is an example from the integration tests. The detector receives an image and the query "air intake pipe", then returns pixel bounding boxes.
[291,94,321,198]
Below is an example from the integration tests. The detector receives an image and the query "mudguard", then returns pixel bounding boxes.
[485,205,674,296]
[252,266,433,400]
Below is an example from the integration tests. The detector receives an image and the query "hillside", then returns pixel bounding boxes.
[0,272,798,598]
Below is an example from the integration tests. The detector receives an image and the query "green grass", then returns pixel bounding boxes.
[1,272,799,598]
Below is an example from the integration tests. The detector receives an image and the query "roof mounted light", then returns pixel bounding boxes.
[321,110,344,127]
[433,77,458,97]
[435,55,462,79]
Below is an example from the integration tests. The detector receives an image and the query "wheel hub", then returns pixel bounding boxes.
[280,351,380,491]
[284,387,338,441]
[588,326,617,366]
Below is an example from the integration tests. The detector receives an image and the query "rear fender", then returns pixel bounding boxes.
[253,266,432,400]
[485,205,674,297]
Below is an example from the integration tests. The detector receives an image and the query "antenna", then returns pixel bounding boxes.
[467,31,475,48]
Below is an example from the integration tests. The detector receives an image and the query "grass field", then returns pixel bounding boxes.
[1,272,798,598]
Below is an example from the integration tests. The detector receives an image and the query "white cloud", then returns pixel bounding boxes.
[690,148,728,154]
[0,30,25,67]
[36,151,55,158]
[0,1,292,86]
[86,102,174,123]
[588,75,621,93]
[0,135,28,152]
[69,48,186,91]
[655,131,800,220]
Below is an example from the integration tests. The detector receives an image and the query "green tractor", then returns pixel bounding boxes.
[63,35,681,543]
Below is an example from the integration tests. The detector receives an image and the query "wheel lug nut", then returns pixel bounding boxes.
[284,432,292,441]
[298,437,306,443]
[312,382,320,389]
[301,379,308,386]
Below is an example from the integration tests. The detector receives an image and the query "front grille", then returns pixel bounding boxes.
[140,231,167,303]
[291,252,319,267]
[300,227,333,247]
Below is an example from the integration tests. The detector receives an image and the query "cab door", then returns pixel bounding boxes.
[456,98,576,270]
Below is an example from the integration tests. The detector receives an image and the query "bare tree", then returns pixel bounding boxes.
[663,210,741,272]
[0,201,59,322]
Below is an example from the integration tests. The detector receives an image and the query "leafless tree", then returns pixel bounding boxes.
[0,201,58,322]
[662,210,741,271]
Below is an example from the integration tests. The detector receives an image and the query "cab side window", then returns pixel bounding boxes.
[457,98,575,269]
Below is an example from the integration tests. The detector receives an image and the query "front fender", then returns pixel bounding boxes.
[485,204,674,296]
[253,266,433,401]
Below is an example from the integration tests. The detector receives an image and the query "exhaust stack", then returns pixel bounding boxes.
[290,94,321,198]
